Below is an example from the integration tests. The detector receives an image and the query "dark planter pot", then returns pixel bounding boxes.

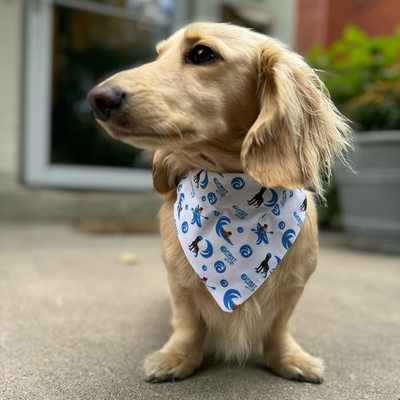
[335,131,400,254]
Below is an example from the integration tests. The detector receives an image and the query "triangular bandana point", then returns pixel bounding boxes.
[174,169,307,313]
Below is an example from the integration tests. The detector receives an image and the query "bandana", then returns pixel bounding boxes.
[173,169,307,313]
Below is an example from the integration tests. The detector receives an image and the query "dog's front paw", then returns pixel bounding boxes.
[143,351,201,383]
[265,351,325,384]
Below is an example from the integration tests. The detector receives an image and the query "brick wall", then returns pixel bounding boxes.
[296,0,400,54]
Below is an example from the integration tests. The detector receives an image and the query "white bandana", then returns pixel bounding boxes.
[173,169,307,313]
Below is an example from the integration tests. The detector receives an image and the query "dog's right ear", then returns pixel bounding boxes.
[241,41,352,196]
[152,150,175,195]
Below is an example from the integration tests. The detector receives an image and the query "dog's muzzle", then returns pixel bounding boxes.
[87,84,125,122]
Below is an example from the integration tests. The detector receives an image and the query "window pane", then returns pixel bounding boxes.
[51,3,173,169]
[89,0,174,13]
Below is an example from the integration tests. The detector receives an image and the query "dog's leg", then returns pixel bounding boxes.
[144,284,206,383]
[262,289,324,384]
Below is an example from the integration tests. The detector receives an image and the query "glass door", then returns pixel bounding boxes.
[24,0,189,191]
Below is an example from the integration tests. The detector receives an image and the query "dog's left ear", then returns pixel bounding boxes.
[241,41,352,196]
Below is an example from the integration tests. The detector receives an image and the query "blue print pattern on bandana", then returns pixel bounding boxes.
[174,169,307,313]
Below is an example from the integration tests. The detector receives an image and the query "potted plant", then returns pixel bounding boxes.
[307,26,400,253]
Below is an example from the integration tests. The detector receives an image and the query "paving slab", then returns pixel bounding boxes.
[0,222,399,400]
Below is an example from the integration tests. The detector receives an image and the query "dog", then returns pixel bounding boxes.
[188,236,202,257]
[256,253,272,278]
[87,22,352,384]
[220,228,232,239]
[300,197,308,212]
[248,187,266,208]
[260,224,269,232]
[193,169,205,187]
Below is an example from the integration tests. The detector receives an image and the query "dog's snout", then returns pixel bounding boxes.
[87,84,124,122]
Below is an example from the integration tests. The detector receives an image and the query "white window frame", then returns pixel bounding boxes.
[23,0,189,191]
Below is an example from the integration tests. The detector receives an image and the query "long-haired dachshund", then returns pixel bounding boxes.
[88,22,352,384]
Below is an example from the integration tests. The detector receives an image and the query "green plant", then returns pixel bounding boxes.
[307,25,400,111]
[345,81,400,130]
[307,25,400,229]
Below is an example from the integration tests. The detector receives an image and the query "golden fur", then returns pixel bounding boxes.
[90,22,352,383]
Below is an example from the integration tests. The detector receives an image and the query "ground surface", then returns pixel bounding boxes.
[1,222,399,400]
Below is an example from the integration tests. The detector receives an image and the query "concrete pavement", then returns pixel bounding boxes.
[1,222,399,399]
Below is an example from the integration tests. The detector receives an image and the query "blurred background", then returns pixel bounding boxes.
[0,0,399,251]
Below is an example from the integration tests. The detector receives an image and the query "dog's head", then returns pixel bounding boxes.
[88,22,352,196]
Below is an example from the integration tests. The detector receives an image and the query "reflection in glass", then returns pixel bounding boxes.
[51,2,173,168]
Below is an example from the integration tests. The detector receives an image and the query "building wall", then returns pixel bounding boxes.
[192,0,297,48]
[327,0,400,46]
[296,0,400,55]
[296,0,328,55]
[356,0,400,36]
[0,0,24,182]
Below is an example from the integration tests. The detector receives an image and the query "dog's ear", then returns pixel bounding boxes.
[152,150,175,195]
[241,41,352,196]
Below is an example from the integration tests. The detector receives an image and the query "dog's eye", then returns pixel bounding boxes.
[187,45,216,65]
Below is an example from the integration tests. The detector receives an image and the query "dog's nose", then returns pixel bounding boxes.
[87,84,124,122]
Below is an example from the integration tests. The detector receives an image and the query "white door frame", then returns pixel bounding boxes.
[23,0,189,191]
